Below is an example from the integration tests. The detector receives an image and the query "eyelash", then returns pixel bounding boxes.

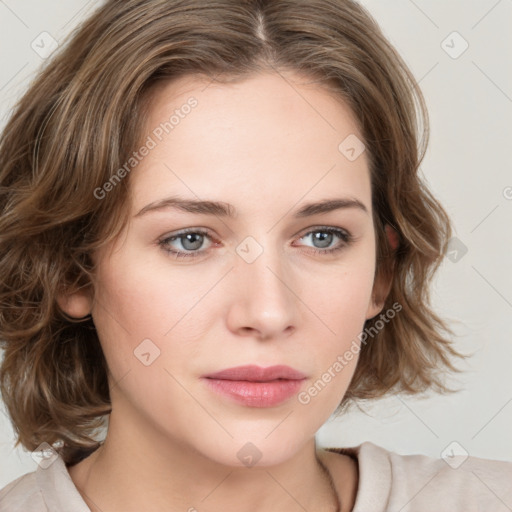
[158,226,353,260]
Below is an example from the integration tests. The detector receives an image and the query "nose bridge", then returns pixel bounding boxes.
[227,235,298,337]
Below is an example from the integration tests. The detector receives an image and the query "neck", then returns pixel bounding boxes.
[68,407,351,512]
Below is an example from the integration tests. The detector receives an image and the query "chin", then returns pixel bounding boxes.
[186,426,313,469]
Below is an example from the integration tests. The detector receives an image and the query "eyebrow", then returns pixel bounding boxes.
[134,196,368,218]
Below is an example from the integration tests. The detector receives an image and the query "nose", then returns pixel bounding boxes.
[225,243,299,341]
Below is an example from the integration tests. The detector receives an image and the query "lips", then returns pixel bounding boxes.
[202,365,307,408]
[203,364,306,382]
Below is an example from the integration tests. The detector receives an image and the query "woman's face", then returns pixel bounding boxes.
[79,71,384,466]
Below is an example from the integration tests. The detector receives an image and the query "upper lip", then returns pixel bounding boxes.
[203,365,306,382]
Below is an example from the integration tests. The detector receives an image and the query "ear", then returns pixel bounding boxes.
[57,285,93,319]
[365,224,398,319]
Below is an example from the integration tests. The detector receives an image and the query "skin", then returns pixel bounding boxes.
[60,70,392,512]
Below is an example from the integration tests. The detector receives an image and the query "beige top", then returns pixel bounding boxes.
[1,441,511,511]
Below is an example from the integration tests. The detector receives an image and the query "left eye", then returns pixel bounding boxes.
[296,228,351,251]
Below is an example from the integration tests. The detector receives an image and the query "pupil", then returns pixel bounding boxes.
[313,232,332,248]
[182,233,203,250]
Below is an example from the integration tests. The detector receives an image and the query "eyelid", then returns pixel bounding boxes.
[294,224,351,239]
[159,227,216,242]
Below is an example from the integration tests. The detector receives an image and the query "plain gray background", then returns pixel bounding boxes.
[0,0,511,487]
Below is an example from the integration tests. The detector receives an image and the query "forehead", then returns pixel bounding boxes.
[131,71,370,214]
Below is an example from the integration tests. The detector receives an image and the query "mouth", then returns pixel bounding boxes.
[202,365,307,408]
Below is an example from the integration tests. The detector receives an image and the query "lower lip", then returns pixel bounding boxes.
[203,378,304,407]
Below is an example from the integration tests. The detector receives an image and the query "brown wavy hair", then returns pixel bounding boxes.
[0,0,463,466]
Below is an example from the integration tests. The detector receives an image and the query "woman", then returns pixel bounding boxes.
[0,1,510,511]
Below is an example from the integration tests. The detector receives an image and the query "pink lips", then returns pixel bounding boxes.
[202,365,306,408]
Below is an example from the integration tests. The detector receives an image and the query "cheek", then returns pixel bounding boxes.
[90,252,220,380]
[305,257,376,338]
[302,255,376,386]
[93,249,207,332]
[89,262,200,421]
